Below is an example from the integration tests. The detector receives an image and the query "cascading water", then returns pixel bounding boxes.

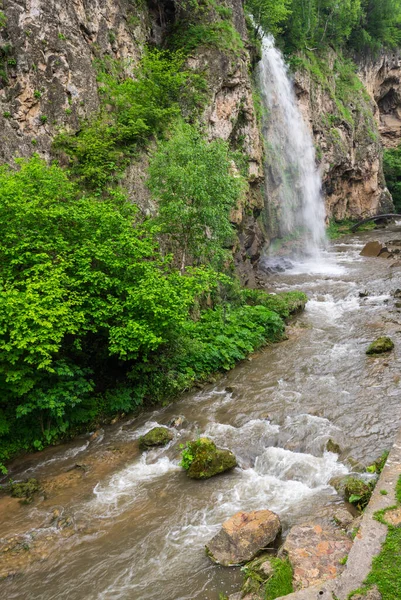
[258,35,327,259]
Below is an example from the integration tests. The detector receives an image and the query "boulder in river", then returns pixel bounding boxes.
[360,241,383,257]
[205,509,281,566]
[138,427,173,451]
[181,437,237,479]
[366,336,394,355]
[279,522,352,590]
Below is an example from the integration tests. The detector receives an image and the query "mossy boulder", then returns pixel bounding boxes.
[181,437,237,479]
[333,475,374,510]
[366,337,394,355]
[139,427,173,451]
[9,478,41,504]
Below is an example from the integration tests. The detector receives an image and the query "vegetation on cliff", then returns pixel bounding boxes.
[0,13,309,470]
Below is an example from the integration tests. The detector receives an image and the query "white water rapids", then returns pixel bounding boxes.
[258,35,327,258]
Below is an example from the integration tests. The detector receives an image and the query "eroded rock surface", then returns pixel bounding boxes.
[280,522,352,590]
[206,509,281,566]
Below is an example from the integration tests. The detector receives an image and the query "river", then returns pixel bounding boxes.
[0,227,400,599]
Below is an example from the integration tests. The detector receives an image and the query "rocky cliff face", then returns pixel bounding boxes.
[0,0,152,163]
[0,1,396,283]
[0,0,265,284]
[294,55,393,221]
[358,49,401,149]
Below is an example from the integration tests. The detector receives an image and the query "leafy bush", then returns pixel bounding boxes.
[148,121,245,271]
[0,156,221,459]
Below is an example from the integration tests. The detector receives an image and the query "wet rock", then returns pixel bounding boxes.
[359,290,369,298]
[9,479,41,504]
[259,256,294,274]
[332,476,374,510]
[138,427,174,451]
[378,249,393,259]
[326,439,341,454]
[205,509,281,566]
[183,438,237,480]
[332,507,355,529]
[394,289,401,298]
[279,522,352,590]
[366,336,394,355]
[360,241,383,257]
[351,585,382,600]
[168,415,187,429]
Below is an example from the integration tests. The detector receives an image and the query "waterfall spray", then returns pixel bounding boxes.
[258,35,327,259]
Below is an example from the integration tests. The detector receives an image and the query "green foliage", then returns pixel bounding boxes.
[246,0,292,37]
[241,555,293,600]
[148,121,245,271]
[241,289,307,319]
[343,477,375,511]
[0,156,223,462]
[179,440,201,470]
[248,0,401,54]
[0,11,6,29]
[169,20,244,55]
[384,146,401,212]
[54,49,206,189]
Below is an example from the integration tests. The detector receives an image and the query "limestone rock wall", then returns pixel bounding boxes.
[0,0,266,285]
[359,49,401,149]
[0,0,152,163]
[293,57,393,221]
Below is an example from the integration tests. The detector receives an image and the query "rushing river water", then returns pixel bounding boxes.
[0,227,400,599]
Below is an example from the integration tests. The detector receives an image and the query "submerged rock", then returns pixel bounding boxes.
[9,478,41,504]
[168,415,187,429]
[366,336,394,355]
[138,427,173,451]
[182,438,237,479]
[205,509,281,566]
[279,522,352,590]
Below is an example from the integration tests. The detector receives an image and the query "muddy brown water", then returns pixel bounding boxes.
[1,228,401,600]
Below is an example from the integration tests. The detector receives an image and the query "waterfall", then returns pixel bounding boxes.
[258,35,327,259]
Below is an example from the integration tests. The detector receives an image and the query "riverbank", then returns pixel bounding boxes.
[0,228,400,599]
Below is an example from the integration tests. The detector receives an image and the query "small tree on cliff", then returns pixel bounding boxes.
[147,121,245,272]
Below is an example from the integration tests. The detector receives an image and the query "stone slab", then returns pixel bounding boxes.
[276,427,401,600]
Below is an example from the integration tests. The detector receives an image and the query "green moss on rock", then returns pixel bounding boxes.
[9,478,41,504]
[334,476,374,511]
[181,437,237,479]
[366,337,394,355]
[139,427,174,451]
[241,554,293,600]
